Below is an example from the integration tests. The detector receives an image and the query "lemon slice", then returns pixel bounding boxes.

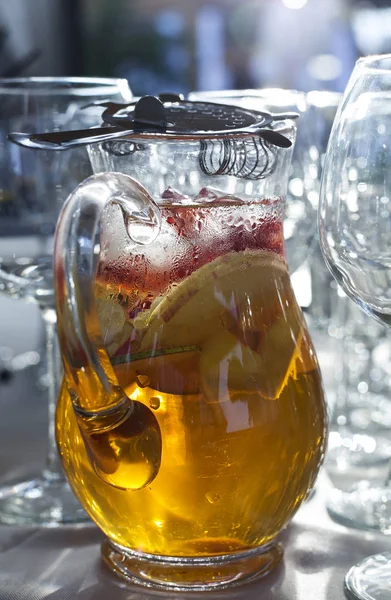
[138,250,288,351]
[96,297,127,346]
[106,321,134,356]
[200,304,304,402]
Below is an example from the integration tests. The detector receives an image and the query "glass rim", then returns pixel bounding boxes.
[188,88,307,112]
[189,87,306,99]
[0,76,132,96]
[355,53,391,74]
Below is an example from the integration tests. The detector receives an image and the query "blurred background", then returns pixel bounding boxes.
[1,0,391,531]
[0,0,389,96]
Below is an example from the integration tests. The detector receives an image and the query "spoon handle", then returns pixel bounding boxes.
[8,111,299,152]
[8,126,129,151]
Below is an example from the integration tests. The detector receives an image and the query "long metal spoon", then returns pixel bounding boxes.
[8,110,299,152]
[8,126,132,151]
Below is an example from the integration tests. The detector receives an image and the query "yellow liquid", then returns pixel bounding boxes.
[56,248,327,557]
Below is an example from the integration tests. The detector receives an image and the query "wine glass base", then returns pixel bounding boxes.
[345,551,391,600]
[327,483,391,532]
[101,539,282,592]
[0,475,89,526]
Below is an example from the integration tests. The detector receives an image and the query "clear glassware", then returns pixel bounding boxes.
[319,54,391,600]
[306,90,391,526]
[0,77,132,526]
[12,97,328,590]
[326,292,391,528]
[188,88,320,275]
[305,91,342,331]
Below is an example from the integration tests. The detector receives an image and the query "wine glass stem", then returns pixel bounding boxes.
[332,294,353,432]
[40,307,65,483]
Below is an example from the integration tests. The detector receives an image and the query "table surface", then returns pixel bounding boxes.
[0,298,390,600]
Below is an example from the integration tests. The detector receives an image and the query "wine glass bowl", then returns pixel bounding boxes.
[320,71,391,326]
[319,54,391,600]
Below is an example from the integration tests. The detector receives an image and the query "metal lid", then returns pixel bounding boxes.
[8,94,298,181]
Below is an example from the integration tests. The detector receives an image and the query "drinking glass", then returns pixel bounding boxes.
[188,88,319,275]
[0,77,132,526]
[325,292,391,517]
[319,54,391,600]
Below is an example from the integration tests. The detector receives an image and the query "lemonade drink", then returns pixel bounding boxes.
[56,189,327,558]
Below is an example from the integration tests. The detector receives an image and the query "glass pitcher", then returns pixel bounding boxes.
[13,97,327,591]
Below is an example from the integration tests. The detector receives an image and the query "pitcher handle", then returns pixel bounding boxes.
[54,172,162,491]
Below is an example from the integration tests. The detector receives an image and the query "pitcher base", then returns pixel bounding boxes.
[101,538,282,591]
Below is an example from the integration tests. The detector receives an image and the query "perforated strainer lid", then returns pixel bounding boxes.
[8,94,298,180]
[98,95,297,145]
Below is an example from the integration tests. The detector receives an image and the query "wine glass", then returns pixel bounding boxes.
[319,54,391,600]
[188,88,319,275]
[0,77,132,526]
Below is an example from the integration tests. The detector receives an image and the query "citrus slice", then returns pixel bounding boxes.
[106,321,134,356]
[200,304,304,402]
[138,250,288,351]
[96,297,127,346]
